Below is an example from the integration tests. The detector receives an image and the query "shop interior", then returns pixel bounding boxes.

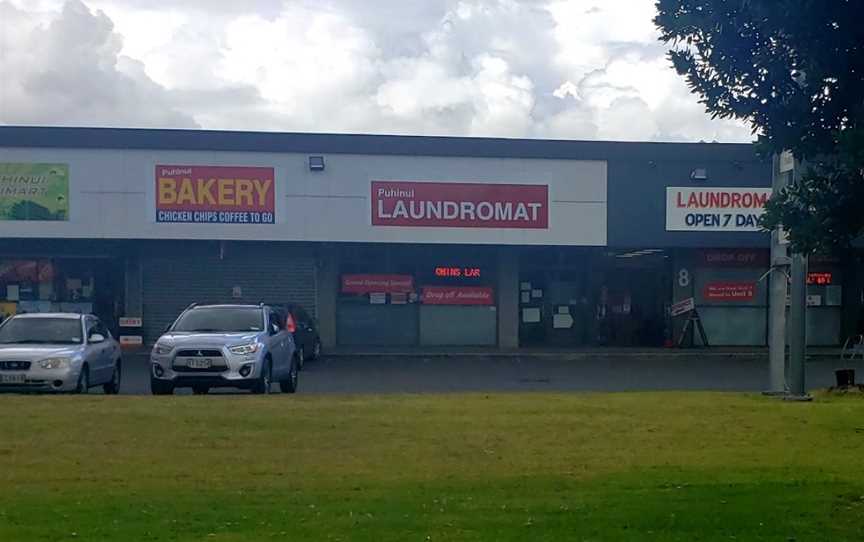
[0,257,123,332]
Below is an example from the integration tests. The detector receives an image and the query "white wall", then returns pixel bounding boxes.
[0,147,606,246]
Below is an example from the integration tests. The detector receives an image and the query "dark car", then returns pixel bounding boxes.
[271,303,321,370]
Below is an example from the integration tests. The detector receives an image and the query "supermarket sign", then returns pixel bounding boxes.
[666,187,772,232]
[0,163,69,221]
[155,165,275,224]
[372,181,548,229]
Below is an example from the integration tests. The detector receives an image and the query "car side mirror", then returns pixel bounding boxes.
[89,333,106,344]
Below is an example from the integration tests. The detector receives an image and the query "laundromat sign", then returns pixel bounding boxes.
[666,187,772,232]
[372,181,548,229]
[155,165,275,224]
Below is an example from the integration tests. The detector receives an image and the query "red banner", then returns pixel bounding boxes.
[341,274,414,294]
[156,165,275,224]
[704,282,756,301]
[372,181,548,229]
[421,286,494,305]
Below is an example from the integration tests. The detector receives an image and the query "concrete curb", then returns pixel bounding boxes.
[324,350,843,360]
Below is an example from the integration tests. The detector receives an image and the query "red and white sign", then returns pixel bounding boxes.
[119,335,143,347]
[421,286,494,305]
[341,274,414,294]
[704,282,756,301]
[666,187,772,232]
[670,297,695,317]
[372,181,548,229]
[118,317,142,328]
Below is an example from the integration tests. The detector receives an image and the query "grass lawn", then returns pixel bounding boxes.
[2,392,864,541]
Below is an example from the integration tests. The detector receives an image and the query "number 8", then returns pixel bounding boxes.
[678,269,690,288]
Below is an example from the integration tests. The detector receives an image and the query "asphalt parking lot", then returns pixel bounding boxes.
[113,351,864,395]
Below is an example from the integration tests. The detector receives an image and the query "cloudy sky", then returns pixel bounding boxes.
[0,0,754,142]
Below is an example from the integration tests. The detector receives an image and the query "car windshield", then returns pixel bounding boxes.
[0,317,83,345]
[171,308,264,333]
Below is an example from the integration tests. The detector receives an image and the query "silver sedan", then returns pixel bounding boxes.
[0,313,122,394]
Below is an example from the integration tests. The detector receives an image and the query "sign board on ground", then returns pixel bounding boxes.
[119,335,143,346]
[671,297,695,317]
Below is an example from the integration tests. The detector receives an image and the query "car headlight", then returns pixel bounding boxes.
[39,358,71,370]
[153,343,173,355]
[229,343,260,355]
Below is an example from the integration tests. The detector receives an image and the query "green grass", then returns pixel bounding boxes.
[2,392,863,541]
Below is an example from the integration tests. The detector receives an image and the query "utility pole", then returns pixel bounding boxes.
[788,251,808,397]
[785,152,811,400]
[767,152,791,394]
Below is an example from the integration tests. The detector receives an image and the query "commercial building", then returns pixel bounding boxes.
[0,127,857,349]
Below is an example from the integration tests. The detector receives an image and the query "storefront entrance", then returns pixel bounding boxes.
[518,248,672,347]
[336,244,498,347]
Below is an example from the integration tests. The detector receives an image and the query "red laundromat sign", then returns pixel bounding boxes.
[341,274,414,294]
[371,181,548,229]
[421,286,494,305]
[703,282,756,301]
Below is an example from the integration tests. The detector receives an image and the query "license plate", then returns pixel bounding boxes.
[187,358,212,369]
[0,374,26,384]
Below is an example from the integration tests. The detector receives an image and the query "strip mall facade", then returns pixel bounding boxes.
[0,127,858,349]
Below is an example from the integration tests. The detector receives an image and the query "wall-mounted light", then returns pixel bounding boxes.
[689,167,708,181]
[308,155,325,171]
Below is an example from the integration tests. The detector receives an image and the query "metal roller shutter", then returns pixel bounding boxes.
[141,242,316,344]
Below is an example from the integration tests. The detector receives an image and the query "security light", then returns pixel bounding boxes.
[309,155,325,171]
[690,167,708,181]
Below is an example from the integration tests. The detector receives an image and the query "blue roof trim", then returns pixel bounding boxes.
[0,126,761,162]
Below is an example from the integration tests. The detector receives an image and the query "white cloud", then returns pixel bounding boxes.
[0,0,755,143]
[0,0,197,127]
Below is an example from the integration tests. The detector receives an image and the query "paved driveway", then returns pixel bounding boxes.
[114,352,864,395]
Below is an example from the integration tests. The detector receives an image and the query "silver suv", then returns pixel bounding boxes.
[150,304,298,395]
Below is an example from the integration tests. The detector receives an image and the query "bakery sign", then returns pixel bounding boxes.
[371,181,548,229]
[666,187,772,232]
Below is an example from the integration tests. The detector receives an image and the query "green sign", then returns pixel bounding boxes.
[0,163,69,221]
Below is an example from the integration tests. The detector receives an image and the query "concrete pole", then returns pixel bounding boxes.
[767,154,788,393]
[785,155,810,399]
[788,252,808,396]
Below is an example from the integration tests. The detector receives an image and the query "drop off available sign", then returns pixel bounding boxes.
[0,163,69,221]
[666,187,772,232]
[156,165,275,224]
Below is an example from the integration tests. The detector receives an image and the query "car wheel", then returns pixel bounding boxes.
[151,378,174,395]
[297,347,306,370]
[311,339,322,360]
[252,359,272,394]
[74,365,89,394]
[103,360,122,395]
[279,356,299,394]
[192,385,209,395]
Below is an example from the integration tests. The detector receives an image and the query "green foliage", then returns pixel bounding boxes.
[655,0,864,253]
